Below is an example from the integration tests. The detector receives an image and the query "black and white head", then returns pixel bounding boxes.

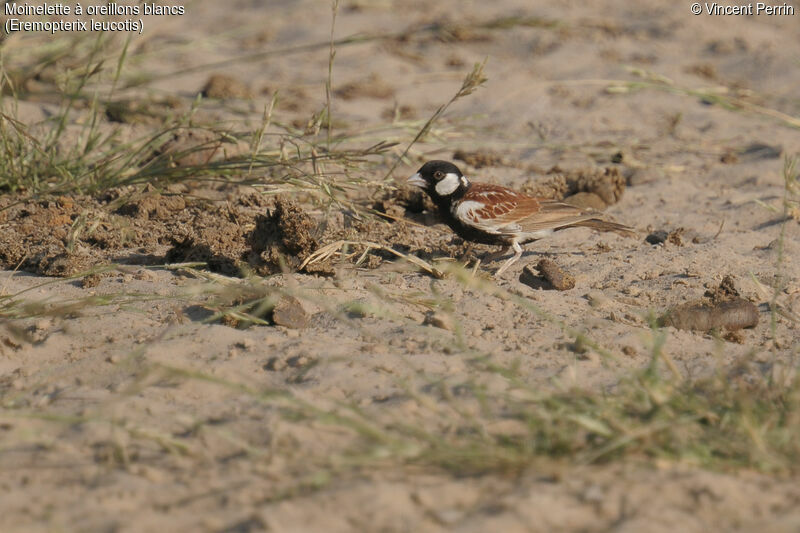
[407,160,470,200]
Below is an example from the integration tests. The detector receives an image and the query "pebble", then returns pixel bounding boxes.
[586,291,610,308]
[263,357,286,371]
[423,311,455,331]
[622,345,637,356]
[236,338,256,351]
[288,355,310,368]
[271,296,308,329]
[581,484,605,504]
[133,269,156,282]
[33,319,52,331]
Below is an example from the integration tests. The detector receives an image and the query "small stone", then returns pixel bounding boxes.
[432,509,464,526]
[271,296,308,329]
[405,311,426,323]
[133,465,167,483]
[570,335,589,354]
[720,150,738,164]
[423,311,455,331]
[622,286,641,297]
[287,355,310,368]
[264,357,286,371]
[133,269,156,281]
[563,192,607,210]
[33,319,52,331]
[645,231,668,245]
[622,345,636,356]
[586,291,610,308]
[236,338,256,351]
[581,484,605,504]
[641,270,661,281]
[201,74,252,99]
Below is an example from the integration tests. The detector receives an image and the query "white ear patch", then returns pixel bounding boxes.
[434,173,461,196]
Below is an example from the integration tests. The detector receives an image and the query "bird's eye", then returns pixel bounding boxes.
[433,171,444,179]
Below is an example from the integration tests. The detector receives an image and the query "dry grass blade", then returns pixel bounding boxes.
[383,60,487,180]
[606,68,800,130]
[300,240,445,278]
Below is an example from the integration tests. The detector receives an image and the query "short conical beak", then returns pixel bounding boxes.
[407,173,426,188]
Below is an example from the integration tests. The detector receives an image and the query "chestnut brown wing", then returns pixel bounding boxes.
[513,200,597,233]
[458,184,594,235]
[454,184,539,235]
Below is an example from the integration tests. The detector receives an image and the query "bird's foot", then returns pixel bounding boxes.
[493,242,523,278]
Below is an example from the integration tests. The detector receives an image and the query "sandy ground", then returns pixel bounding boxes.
[2,0,800,531]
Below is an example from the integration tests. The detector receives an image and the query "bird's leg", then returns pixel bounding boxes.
[494,241,523,277]
[482,245,510,264]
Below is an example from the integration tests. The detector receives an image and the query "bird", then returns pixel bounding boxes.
[407,160,635,276]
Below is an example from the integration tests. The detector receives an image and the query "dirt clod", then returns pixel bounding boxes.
[659,299,759,332]
[723,330,746,344]
[705,274,740,303]
[81,273,104,289]
[424,311,456,331]
[264,356,287,371]
[537,259,576,290]
[105,97,182,125]
[667,227,685,246]
[375,185,431,217]
[201,74,253,99]
[660,275,758,333]
[453,150,505,169]
[563,192,607,210]
[39,252,94,277]
[567,167,626,206]
[335,74,394,100]
[522,174,571,200]
[523,166,626,206]
[157,128,247,167]
[165,206,247,277]
[248,197,322,275]
[118,193,186,220]
[521,260,576,291]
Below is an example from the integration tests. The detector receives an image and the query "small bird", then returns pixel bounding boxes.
[407,160,635,276]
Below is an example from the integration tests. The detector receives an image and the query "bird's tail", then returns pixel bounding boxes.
[573,218,636,238]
